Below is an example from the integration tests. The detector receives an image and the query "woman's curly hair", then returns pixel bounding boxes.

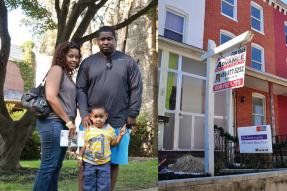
[52,41,82,76]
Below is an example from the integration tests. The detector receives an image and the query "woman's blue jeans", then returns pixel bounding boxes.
[33,118,68,191]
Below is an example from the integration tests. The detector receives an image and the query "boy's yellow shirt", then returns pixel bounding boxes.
[83,124,116,165]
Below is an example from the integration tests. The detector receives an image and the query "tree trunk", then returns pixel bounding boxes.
[0,113,35,172]
[151,4,158,155]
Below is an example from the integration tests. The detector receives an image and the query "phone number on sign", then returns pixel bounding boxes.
[213,79,243,91]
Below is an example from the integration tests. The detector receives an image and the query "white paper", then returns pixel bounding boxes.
[60,130,84,147]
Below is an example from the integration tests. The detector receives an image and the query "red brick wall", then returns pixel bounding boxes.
[203,0,276,74]
[4,61,24,93]
[277,95,287,135]
[235,87,270,127]
[274,10,287,78]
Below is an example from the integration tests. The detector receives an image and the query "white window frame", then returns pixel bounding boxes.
[220,30,236,44]
[284,21,287,46]
[252,93,266,125]
[164,8,186,43]
[251,43,265,72]
[251,1,264,34]
[221,0,238,21]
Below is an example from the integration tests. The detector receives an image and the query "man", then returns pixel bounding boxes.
[76,26,143,191]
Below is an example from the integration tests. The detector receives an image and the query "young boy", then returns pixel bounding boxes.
[78,106,126,191]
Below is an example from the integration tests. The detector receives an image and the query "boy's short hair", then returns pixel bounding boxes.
[90,105,108,113]
[96,26,116,39]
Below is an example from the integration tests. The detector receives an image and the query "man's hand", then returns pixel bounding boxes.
[127,116,136,128]
[82,115,92,128]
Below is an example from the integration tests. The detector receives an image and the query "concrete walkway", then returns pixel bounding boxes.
[136,187,158,191]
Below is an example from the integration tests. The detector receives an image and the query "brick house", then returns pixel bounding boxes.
[158,0,287,154]
[4,44,24,104]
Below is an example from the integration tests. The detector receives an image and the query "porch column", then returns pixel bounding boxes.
[158,50,169,150]
[226,89,234,136]
[204,40,216,175]
[268,82,276,136]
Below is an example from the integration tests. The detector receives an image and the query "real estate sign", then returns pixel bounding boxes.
[237,125,273,153]
[213,46,247,92]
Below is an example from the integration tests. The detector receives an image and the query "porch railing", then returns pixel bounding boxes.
[214,128,287,173]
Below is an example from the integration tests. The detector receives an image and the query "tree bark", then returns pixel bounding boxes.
[0,112,35,172]
[0,0,11,119]
[121,0,134,53]
[0,0,35,172]
[151,3,158,155]
[79,0,157,45]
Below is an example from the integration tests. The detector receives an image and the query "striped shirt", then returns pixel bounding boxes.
[83,124,116,165]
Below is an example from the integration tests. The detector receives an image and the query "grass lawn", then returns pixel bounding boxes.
[0,158,157,191]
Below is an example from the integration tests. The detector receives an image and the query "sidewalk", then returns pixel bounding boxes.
[136,187,158,191]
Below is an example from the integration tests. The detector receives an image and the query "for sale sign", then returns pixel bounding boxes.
[213,46,246,92]
[237,125,273,153]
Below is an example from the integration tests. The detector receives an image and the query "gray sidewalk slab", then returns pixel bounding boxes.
[135,187,158,191]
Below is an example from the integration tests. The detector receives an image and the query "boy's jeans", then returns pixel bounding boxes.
[83,162,111,191]
[33,118,68,191]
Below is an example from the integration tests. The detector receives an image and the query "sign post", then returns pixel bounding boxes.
[201,31,254,176]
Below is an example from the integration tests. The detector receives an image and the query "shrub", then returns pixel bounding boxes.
[129,113,154,157]
[20,131,41,160]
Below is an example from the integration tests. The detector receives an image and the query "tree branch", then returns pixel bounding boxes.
[0,0,12,119]
[79,0,157,44]
[55,0,61,18]
[72,0,108,42]
[57,1,87,45]
[61,0,71,26]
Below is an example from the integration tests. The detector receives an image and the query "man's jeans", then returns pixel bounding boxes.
[83,162,111,191]
[33,118,68,191]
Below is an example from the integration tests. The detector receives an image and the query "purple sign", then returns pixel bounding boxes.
[241,134,267,140]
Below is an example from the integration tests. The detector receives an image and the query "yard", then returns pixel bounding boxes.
[0,158,157,191]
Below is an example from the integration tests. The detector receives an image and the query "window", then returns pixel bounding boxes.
[251,2,264,33]
[220,30,235,44]
[164,10,184,42]
[252,93,265,125]
[251,44,264,71]
[285,22,287,45]
[221,0,237,20]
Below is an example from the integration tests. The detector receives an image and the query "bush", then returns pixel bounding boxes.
[21,131,41,160]
[129,113,154,157]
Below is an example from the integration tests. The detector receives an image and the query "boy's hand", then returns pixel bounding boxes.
[120,124,127,136]
[78,158,83,168]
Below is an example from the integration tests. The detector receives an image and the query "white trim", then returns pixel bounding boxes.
[252,93,266,125]
[221,0,238,21]
[251,43,265,72]
[220,29,236,44]
[251,1,265,34]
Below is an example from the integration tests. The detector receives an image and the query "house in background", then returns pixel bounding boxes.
[158,0,287,160]
[4,44,24,106]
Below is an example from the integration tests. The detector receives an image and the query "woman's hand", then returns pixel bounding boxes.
[68,123,76,138]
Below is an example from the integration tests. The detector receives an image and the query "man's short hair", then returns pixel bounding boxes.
[96,26,116,39]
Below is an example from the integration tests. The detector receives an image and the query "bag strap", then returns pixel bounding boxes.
[41,67,65,85]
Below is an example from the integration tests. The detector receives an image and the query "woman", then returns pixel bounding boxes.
[33,42,81,191]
